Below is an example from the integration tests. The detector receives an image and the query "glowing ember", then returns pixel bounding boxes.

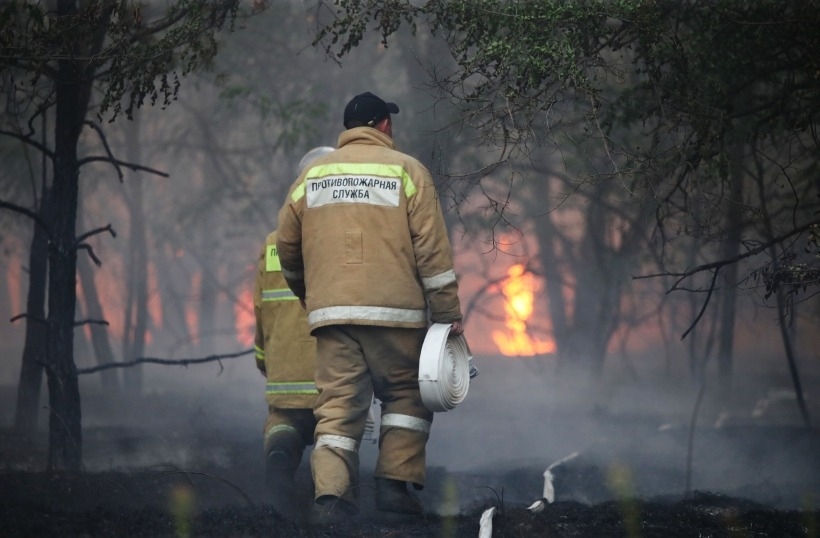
[492,264,555,357]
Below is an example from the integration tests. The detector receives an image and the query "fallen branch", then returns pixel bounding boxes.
[151,465,256,507]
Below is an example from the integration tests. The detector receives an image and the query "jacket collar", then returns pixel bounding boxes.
[337,127,396,151]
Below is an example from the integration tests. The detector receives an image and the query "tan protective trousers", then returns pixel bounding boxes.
[311,325,431,504]
[263,407,316,463]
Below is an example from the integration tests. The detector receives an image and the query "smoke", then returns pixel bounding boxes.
[0,2,818,518]
[423,355,820,512]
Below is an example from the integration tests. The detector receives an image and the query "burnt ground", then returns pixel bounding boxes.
[0,466,816,538]
[1,426,817,538]
[1,358,820,537]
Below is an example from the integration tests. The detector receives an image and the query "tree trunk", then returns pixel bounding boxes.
[716,147,745,392]
[44,0,116,470]
[14,190,51,434]
[198,269,217,353]
[76,252,121,392]
[753,151,812,429]
[536,218,570,362]
[122,116,147,395]
[536,228,614,374]
[46,51,83,471]
[565,261,609,373]
[775,287,812,427]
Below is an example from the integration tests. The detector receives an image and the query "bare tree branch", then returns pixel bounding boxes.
[76,349,253,375]
[681,269,720,341]
[76,155,169,178]
[0,129,56,160]
[634,218,820,339]
[74,318,110,327]
[10,313,47,325]
[74,224,116,266]
[0,199,52,241]
[634,218,820,284]
[76,223,117,245]
[82,120,124,180]
[77,244,102,267]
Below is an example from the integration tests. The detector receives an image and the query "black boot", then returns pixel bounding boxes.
[265,432,303,518]
[375,477,423,515]
[311,494,359,526]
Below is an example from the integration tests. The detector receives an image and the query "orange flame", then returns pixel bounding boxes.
[492,264,555,357]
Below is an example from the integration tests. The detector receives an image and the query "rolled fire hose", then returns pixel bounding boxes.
[418,323,477,412]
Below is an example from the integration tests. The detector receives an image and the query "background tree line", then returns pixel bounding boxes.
[313,0,819,416]
[1,0,817,471]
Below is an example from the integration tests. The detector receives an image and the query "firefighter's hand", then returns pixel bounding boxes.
[450,320,464,336]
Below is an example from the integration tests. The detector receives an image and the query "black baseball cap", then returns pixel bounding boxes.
[343,92,400,128]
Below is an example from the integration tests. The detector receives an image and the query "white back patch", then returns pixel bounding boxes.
[306,175,400,208]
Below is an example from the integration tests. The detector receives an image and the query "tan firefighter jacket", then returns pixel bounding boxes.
[276,127,462,332]
[254,230,318,408]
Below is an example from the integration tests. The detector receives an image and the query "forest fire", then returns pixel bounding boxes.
[185,270,202,346]
[5,253,21,319]
[491,264,555,357]
[235,284,255,348]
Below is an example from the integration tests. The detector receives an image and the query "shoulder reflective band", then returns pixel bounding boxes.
[418,323,476,412]
[316,433,359,453]
[261,288,297,302]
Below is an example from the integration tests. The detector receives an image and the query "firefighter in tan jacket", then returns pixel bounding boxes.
[253,147,334,517]
[277,92,463,520]
[253,231,316,516]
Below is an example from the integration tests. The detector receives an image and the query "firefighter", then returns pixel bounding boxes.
[276,92,463,522]
[253,146,334,517]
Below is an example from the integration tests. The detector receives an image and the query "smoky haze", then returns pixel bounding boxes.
[0,2,818,515]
